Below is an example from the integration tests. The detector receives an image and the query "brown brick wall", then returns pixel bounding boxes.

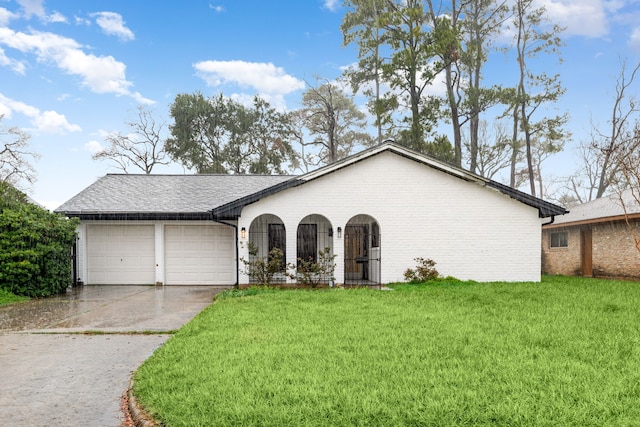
[592,221,640,279]
[542,220,640,279]
[541,227,582,276]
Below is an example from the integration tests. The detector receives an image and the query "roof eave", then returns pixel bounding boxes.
[57,211,213,221]
[484,181,568,218]
[543,212,640,229]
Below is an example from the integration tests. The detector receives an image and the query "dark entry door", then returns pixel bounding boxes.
[581,228,593,277]
[345,225,369,280]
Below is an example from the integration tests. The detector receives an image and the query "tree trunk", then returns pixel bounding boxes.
[510,107,519,188]
[446,62,462,166]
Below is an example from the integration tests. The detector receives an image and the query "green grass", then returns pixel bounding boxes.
[133,276,640,426]
[0,288,29,306]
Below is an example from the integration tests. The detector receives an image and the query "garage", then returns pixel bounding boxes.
[164,225,235,285]
[86,224,155,285]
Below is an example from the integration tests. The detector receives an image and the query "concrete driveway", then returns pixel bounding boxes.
[0,285,229,427]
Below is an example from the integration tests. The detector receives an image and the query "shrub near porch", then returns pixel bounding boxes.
[133,276,640,426]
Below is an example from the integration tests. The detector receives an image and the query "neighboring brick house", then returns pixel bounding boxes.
[56,142,566,286]
[542,190,640,279]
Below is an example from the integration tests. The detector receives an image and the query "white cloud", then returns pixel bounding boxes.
[629,27,640,51]
[194,60,305,97]
[0,47,26,74]
[536,0,607,37]
[0,7,19,26]
[324,0,340,12]
[0,93,39,118]
[47,11,67,24]
[16,0,46,19]
[0,92,81,134]
[16,0,66,23]
[227,92,256,107]
[194,60,305,109]
[0,102,11,118]
[33,110,81,134]
[209,4,225,13]
[84,140,104,154]
[91,11,134,41]
[0,28,153,104]
[74,15,91,26]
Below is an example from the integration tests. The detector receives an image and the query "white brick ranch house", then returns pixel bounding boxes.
[55,142,567,286]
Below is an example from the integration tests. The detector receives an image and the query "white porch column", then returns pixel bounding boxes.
[154,223,165,285]
[286,220,297,284]
[333,226,345,285]
[238,222,250,285]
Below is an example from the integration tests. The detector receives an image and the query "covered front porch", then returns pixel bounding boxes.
[239,213,381,287]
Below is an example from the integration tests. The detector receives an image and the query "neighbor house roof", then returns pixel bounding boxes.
[544,188,640,229]
[55,174,293,220]
[211,142,568,220]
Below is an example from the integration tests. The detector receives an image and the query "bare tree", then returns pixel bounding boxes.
[562,136,608,205]
[594,59,640,198]
[0,115,38,188]
[612,124,640,254]
[93,106,170,174]
[559,59,640,203]
[464,120,512,180]
[531,135,564,199]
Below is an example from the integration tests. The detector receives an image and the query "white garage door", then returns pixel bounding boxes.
[165,225,235,285]
[87,225,155,285]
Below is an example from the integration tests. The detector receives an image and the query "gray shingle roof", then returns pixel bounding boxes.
[56,143,568,221]
[552,189,640,225]
[55,174,294,218]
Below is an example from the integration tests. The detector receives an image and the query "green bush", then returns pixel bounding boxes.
[0,182,79,297]
[404,257,440,283]
[289,246,336,288]
[241,243,286,286]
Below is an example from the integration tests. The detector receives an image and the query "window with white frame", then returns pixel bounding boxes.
[550,231,568,248]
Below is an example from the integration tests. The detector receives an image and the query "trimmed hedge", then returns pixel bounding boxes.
[0,182,78,297]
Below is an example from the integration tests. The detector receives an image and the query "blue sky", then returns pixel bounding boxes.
[1,0,639,209]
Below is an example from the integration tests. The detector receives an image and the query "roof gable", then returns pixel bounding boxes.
[211,142,568,220]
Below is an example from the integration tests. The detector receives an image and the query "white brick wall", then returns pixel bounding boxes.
[238,151,541,283]
[75,151,542,285]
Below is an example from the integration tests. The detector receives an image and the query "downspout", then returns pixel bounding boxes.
[209,212,239,288]
[541,215,555,226]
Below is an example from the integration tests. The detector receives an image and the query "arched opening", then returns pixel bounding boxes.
[296,214,335,286]
[247,214,286,284]
[344,214,381,286]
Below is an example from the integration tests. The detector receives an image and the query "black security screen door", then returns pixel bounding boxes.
[268,223,286,270]
[344,219,381,287]
[297,224,317,265]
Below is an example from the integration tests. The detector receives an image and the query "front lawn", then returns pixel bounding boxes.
[134,276,640,426]
[0,288,29,306]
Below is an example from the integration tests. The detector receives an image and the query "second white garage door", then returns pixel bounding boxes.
[164,225,235,285]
